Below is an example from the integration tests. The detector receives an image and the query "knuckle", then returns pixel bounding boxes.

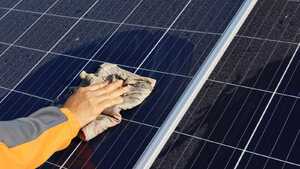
[105,93,112,99]
[78,87,86,92]
[107,85,115,90]
[84,91,93,97]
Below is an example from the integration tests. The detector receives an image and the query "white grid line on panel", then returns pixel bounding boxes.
[233,43,300,169]
[0,0,62,120]
[0,0,24,21]
[0,1,299,168]
[1,41,300,100]
[45,161,67,169]
[0,6,298,46]
[1,85,300,168]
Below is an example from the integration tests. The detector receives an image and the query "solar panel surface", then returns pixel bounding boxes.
[150,0,300,169]
[0,0,299,169]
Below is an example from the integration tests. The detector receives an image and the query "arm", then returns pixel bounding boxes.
[0,107,80,169]
[0,80,126,169]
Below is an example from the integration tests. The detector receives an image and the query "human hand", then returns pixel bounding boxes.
[63,80,127,127]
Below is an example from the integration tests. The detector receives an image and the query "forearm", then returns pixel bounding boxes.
[0,107,80,169]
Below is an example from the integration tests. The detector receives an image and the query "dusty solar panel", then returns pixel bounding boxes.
[0,0,299,169]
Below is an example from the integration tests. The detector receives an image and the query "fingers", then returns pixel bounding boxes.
[84,81,109,91]
[98,97,124,110]
[94,80,124,96]
[95,86,128,103]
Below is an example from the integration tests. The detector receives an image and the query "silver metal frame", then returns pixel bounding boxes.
[133,0,259,168]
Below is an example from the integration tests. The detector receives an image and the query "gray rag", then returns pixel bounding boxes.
[78,63,156,141]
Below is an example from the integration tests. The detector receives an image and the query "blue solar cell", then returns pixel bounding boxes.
[0,0,19,8]
[210,37,298,91]
[48,0,97,17]
[238,0,300,43]
[16,15,76,50]
[0,88,8,100]
[0,11,39,43]
[236,152,300,169]
[247,94,300,165]
[94,25,164,66]
[0,46,45,88]
[16,53,87,100]
[125,0,189,27]
[278,49,300,96]
[84,0,141,22]
[0,9,8,17]
[15,0,57,12]
[0,91,50,121]
[152,133,242,169]
[174,81,272,149]
[53,20,118,59]
[63,121,157,169]
[173,0,245,33]
[0,43,8,53]
[141,30,219,76]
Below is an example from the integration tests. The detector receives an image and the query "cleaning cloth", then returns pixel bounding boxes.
[78,63,156,141]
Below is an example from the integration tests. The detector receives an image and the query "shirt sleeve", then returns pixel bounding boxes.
[0,106,80,169]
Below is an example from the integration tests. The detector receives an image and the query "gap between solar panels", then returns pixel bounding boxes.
[133,0,259,168]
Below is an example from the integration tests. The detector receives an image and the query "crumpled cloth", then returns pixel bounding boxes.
[78,63,156,141]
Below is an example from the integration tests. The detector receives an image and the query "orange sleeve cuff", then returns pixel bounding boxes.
[59,108,81,138]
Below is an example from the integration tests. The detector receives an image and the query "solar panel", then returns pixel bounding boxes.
[150,0,300,169]
[0,0,299,169]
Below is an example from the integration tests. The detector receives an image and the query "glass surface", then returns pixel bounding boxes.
[3,0,297,169]
[0,11,39,43]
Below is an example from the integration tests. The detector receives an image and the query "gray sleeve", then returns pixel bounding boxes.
[0,106,68,148]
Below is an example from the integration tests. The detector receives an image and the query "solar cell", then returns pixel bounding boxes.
[278,49,300,96]
[247,94,300,165]
[0,9,8,17]
[16,53,87,99]
[173,0,245,33]
[93,25,165,66]
[235,152,300,169]
[84,0,142,22]
[0,88,8,100]
[48,0,97,17]
[0,46,45,88]
[125,0,190,27]
[0,0,20,8]
[63,121,157,169]
[0,11,39,43]
[15,15,76,50]
[238,0,300,43]
[52,20,119,59]
[151,133,242,169]
[141,30,219,76]
[15,0,57,12]
[210,37,297,91]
